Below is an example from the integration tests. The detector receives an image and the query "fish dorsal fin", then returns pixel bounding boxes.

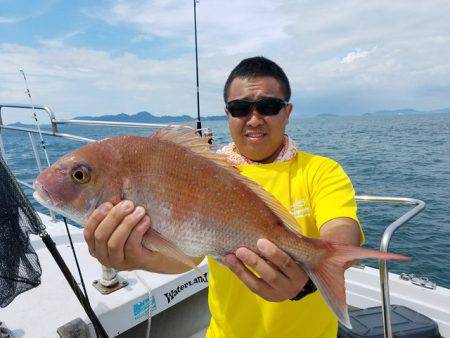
[152,125,228,166]
[152,125,303,237]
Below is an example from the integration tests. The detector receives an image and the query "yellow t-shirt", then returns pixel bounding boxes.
[206,150,363,338]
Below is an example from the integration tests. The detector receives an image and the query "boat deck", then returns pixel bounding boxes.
[0,213,210,337]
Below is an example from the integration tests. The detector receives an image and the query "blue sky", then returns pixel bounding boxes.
[1,0,450,123]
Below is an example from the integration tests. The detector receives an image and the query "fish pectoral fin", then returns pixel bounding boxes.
[142,227,202,275]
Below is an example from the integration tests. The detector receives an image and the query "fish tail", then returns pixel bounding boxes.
[302,239,410,329]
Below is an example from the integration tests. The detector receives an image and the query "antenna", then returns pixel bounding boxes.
[193,0,202,135]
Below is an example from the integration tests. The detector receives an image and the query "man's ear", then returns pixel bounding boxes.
[284,103,293,123]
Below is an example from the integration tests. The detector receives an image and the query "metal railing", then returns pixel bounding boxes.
[0,103,426,338]
[355,196,426,338]
[0,103,193,222]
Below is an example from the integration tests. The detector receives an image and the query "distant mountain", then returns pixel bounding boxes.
[316,113,338,117]
[201,115,229,121]
[7,122,54,129]
[7,122,32,127]
[429,107,450,114]
[74,111,227,123]
[365,108,450,116]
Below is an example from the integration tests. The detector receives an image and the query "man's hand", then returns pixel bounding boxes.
[83,200,154,271]
[223,218,361,302]
[83,200,203,273]
[224,238,309,302]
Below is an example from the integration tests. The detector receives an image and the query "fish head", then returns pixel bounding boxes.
[33,140,123,225]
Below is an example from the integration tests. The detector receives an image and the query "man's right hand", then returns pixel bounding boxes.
[83,200,201,273]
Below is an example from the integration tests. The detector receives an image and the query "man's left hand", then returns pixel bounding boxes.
[224,238,309,302]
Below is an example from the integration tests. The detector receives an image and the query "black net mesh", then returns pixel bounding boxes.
[0,156,44,308]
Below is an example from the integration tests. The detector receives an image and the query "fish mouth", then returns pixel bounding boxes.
[33,180,62,210]
[33,181,87,225]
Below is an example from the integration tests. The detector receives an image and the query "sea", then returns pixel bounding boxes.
[1,112,449,288]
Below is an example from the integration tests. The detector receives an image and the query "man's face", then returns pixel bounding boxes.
[225,76,292,163]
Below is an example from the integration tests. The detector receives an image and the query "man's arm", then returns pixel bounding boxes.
[319,217,361,245]
[84,201,204,274]
[224,217,361,302]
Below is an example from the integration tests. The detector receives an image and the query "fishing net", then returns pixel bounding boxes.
[0,156,44,307]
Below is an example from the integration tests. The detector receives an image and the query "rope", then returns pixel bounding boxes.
[134,270,153,338]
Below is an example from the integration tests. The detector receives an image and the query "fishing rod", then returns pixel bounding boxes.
[20,70,51,167]
[40,230,109,338]
[193,0,202,135]
[19,70,109,338]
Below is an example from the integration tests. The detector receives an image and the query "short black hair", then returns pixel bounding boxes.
[223,56,291,102]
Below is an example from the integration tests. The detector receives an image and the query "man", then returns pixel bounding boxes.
[84,56,363,337]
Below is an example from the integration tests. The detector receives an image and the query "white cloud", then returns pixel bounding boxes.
[36,31,82,48]
[341,47,377,64]
[0,42,202,124]
[1,0,450,122]
[86,0,293,56]
[0,16,22,24]
[130,34,154,43]
[0,1,54,25]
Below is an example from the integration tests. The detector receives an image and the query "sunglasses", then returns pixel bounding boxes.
[225,98,288,118]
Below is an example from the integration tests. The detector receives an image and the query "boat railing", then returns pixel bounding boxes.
[0,103,426,338]
[355,196,425,338]
[0,103,193,189]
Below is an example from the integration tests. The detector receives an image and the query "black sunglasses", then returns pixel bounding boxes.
[225,98,288,118]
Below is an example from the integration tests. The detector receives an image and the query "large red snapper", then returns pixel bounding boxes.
[33,126,409,328]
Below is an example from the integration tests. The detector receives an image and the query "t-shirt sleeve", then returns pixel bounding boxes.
[310,158,365,244]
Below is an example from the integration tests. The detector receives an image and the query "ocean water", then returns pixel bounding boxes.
[2,113,449,288]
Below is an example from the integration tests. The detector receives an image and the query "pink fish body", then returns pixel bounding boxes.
[33,127,409,328]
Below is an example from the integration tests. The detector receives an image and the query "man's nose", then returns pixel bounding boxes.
[246,107,264,127]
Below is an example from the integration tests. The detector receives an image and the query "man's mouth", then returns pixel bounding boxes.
[245,132,266,141]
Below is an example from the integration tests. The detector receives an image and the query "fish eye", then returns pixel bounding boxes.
[71,165,91,184]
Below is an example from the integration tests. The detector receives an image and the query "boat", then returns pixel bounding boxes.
[0,103,449,338]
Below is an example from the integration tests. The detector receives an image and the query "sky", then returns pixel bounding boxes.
[1,0,450,124]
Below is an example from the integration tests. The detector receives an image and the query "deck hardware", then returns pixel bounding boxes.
[0,322,10,338]
[400,273,436,290]
[93,277,128,295]
[93,266,128,295]
[57,318,90,338]
[352,262,366,269]
[203,128,213,144]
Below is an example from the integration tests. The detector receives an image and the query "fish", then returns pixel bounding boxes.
[33,126,409,328]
